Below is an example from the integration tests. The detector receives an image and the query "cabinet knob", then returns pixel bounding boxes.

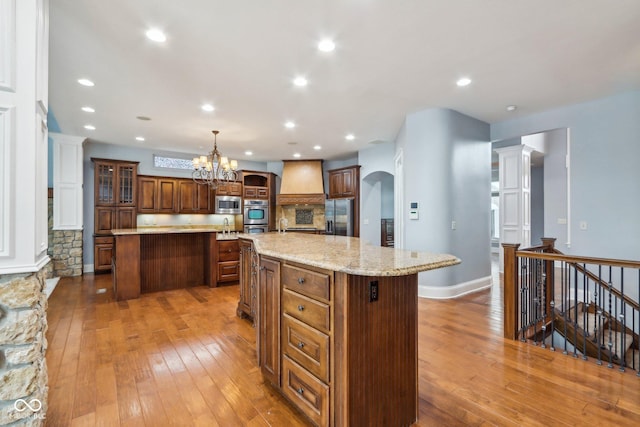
[297,277,305,285]
[297,342,305,349]
[297,387,304,395]
[297,305,305,311]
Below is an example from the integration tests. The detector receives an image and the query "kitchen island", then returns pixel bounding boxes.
[111,227,232,300]
[239,233,460,426]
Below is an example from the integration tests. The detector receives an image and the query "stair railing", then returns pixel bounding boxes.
[503,238,640,375]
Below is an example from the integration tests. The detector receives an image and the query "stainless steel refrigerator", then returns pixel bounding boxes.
[325,199,354,236]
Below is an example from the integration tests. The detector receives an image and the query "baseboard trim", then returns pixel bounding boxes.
[418,275,492,299]
[84,264,94,273]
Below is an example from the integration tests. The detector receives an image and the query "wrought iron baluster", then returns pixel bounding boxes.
[607,265,614,368]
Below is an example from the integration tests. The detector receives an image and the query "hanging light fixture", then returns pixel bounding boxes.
[192,130,238,188]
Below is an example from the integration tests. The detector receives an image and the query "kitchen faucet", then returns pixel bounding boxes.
[223,217,231,235]
[277,217,287,234]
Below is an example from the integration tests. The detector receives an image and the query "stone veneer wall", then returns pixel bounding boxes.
[50,230,83,277]
[0,269,49,425]
[48,190,83,277]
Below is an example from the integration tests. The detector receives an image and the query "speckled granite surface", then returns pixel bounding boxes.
[240,233,460,276]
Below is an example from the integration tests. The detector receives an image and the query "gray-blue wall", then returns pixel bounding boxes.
[398,108,491,289]
[491,91,640,260]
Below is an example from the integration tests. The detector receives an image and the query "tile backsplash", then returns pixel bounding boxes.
[277,205,325,229]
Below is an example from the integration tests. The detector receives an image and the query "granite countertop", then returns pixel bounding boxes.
[111,227,239,240]
[240,233,460,276]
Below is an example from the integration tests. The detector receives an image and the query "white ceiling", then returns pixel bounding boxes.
[49,0,640,162]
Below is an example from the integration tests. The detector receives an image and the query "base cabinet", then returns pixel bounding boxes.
[259,256,281,386]
[217,240,240,283]
[249,255,418,426]
[237,239,257,320]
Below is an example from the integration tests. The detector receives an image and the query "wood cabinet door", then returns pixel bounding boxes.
[341,168,356,197]
[94,242,114,272]
[328,171,344,198]
[157,179,178,213]
[137,176,157,213]
[244,186,258,199]
[260,256,281,386]
[116,164,137,206]
[116,207,137,229]
[94,162,115,206]
[196,184,211,212]
[238,240,253,316]
[95,207,115,234]
[178,180,197,213]
[228,182,243,196]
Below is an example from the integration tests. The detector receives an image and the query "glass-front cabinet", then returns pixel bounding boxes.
[92,158,139,272]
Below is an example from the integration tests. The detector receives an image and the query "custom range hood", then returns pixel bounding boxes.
[276,160,326,205]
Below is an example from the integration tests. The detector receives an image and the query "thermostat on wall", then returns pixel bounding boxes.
[409,202,419,220]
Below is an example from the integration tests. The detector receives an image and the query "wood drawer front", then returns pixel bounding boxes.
[218,241,240,261]
[95,236,114,245]
[282,356,329,427]
[218,261,239,282]
[282,290,330,333]
[282,264,330,302]
[282,314,329,383]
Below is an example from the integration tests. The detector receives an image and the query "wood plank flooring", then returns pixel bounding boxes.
[45,272,640,426]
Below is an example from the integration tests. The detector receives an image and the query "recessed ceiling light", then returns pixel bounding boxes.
[456,77,472,87]
[77,78,94,87]
[201,103,214,112]
[284,121,296,129]
[313,145,322,150]
[146,28,167,43]
[506,105,517,112]
[318,39,335,52]
[135,136,145,141]
[136,116,151,121]
[245,151,253,156]
[345,134,355,141]
[84,125,95,130]
[293,153,301,158]
[81,106,95,113]
[293,76,308,87]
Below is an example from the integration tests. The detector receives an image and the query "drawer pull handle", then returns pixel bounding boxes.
[297,387,304,395]
[297,305,305,311]
[297,277,305,284]
[297,342,305,349]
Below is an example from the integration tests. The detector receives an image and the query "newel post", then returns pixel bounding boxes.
[541,237,556,321]
[502,243,520,340]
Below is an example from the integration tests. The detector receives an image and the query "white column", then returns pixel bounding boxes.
[0,0,50,274]
[496,144,534,271]
[51,133,85,230]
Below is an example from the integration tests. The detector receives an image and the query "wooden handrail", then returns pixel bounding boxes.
[518,247,640,313]
[514,251,640,270]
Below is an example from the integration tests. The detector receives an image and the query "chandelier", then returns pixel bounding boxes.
[192,130,238,189]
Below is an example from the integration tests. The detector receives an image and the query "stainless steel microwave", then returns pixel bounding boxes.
[215,196,242,214]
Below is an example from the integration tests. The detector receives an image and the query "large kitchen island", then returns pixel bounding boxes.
[239,233,460,426]
[111,227,222,300]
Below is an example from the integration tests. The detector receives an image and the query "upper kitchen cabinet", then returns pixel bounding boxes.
[93,159,139,207]
[328,165,360,199]
[216,181,243,196]
[178,180,213,213]
[242,170,275,201]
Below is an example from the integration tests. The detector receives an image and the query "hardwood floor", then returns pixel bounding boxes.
[45,272,640,426]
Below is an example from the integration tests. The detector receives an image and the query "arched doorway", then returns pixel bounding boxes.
[361,171,394,246]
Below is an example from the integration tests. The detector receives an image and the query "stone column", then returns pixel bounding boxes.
[0,270,49,425]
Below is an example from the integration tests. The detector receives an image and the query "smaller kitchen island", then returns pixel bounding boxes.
[111,227,228,300]
[239,233,460,426]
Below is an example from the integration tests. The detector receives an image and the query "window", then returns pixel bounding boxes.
[153,155,193,170]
